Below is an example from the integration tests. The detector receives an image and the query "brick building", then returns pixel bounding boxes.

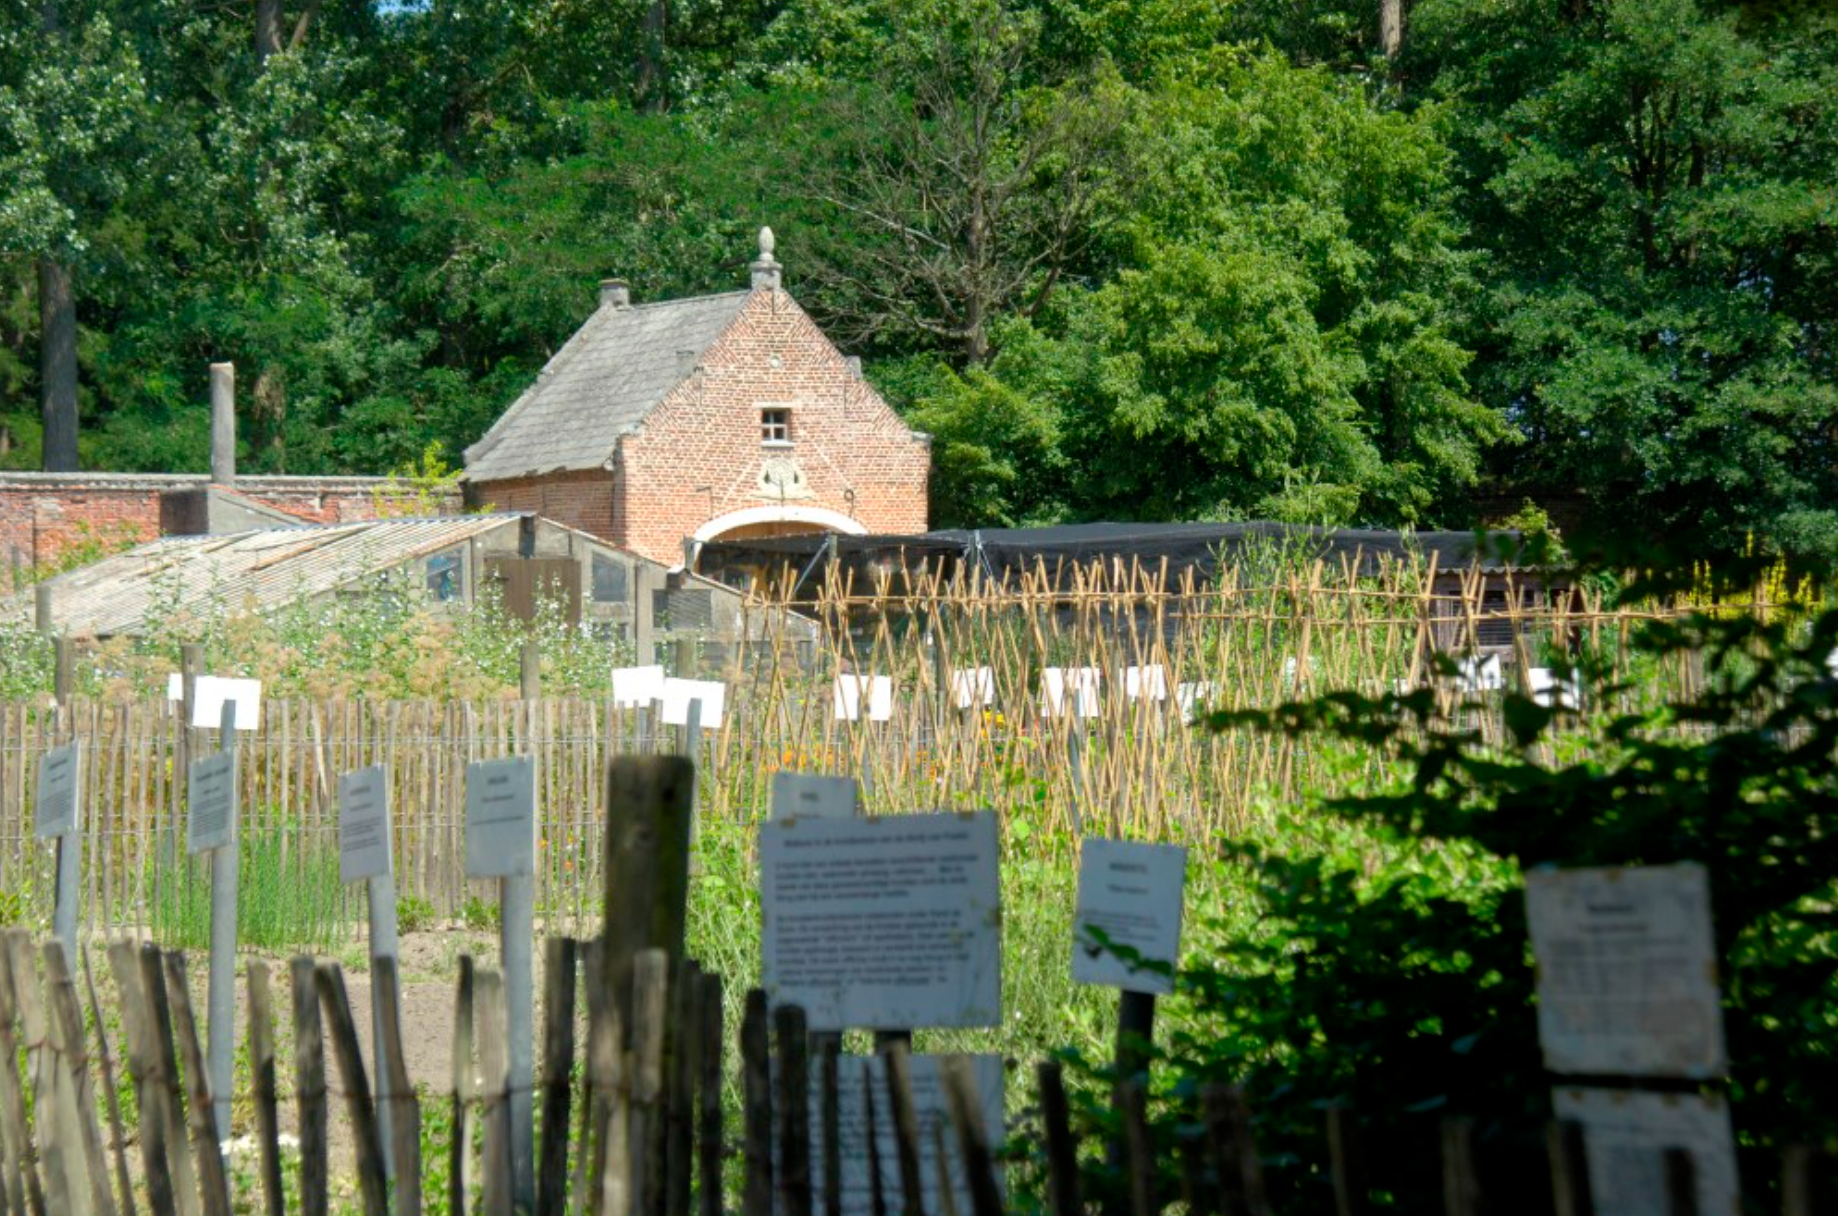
[463,230,931,565]
[0,471,437,577]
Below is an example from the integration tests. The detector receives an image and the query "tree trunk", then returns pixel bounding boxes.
[1379,0,1403,57]
[38,257,78,472]
[254,366,287,471]
[256,0,283,64]
[637,0,668,111]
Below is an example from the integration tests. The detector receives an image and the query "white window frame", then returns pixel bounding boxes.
[760,405,793,447]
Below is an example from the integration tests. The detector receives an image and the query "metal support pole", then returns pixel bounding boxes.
[208,699,239,1141]
[368,870,400,1180]
[50,636,78,959]
[503,870,535,1208]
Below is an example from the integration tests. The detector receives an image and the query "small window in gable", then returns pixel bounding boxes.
[761,407,792,445]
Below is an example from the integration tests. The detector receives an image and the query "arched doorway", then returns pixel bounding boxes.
[692,504,867,546]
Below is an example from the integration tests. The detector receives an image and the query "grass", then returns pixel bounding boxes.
[151,812,355,954]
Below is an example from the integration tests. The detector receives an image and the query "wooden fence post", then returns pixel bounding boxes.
[1,935,48,1216]
[477,968,513,1216]
[43,941,117,1216]
[80,948,135,1216]
[374,956,422,1216]
[774,1005,811,1216]
[740,989,774,1216]
[1116,1077,1157,1216]
[631,949,670,1216]
[538,938,578,1216]
[1439,1118,1481,1216]
[1038,1061,1082,1216]
[291,957,329,1216]
[161,951,232,1216]
[603,757,695,1030]
[450,954,476,1216]
[666,959,701,1216]
[1546,1121,1594,1216]
[942,1056,1004,1216]
[696,973,724,1216]
[879,1043,924,1216]
[247,961,285,1216]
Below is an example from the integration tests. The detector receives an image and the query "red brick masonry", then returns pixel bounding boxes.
[467,289,930,565]
[0,473,455,570]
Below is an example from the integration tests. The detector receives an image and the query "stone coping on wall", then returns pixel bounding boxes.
[0,471,398,491]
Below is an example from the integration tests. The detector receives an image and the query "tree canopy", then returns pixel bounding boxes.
[0,0,1831,556]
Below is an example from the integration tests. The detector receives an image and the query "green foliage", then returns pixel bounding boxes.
[1133,605,1838,1212]
[0,0,1830,560]
[151,812,353,954]
[396,893,437,935]
[1413,0,1838,556]
[910,55,1502,526]
[460,895,500,932]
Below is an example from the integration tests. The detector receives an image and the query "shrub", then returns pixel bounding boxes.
[1123,602,1838,1213]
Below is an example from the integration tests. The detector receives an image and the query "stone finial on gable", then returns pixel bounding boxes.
[750,226,781,291]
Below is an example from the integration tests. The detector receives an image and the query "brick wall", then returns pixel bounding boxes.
[615,289,929,564]
[0,473,454,571]
[463,469,616,538]
[465,287,931,566]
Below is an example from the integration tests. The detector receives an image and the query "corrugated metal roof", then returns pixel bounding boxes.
[464,291,751,482]
[18,515,520,637]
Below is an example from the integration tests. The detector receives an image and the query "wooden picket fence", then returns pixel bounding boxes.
[0,754,1824,1216]
[0,563,1746,940]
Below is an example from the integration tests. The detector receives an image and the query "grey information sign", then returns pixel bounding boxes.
[770,773,858,821]
[1526,863,1725,1079]
[1554,1088,1739,1216]
[1073,838,1187,994]
[339,766,393,884]
[465,757,536,878]
[761,812,1001,1031]
[187,750,237,854]
[35,743,79,839]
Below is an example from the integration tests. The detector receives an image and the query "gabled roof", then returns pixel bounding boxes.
[464,292,751,482]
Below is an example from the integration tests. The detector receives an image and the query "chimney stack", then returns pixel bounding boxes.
[750,227,781,291]
[600,278,631,309]
[209,362,235,485]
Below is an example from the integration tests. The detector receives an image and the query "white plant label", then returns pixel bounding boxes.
[166,674,263,730]
[612,665,667,708]
[833,674,894,722]
[464,757,536,878]
[1124,665,1168,702]
[1176,681,1216,723]
[950,667,995,709]
[662,679,726,728]
[187,749,237,854]
[795,1054,1004,1216]
[770,773,858,821]
[35,744,79,839]
[761,812,1001,1031]
[1526,863,1725,1078]
[1041,667,1101,718]
[338,765,393,884]
[1553,1088,1739,1216]
[1073,839,1187,994]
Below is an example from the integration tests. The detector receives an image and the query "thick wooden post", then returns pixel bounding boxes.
[604,757,695,1025]
[537,938,578,1216]
[292,956,329,1216]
